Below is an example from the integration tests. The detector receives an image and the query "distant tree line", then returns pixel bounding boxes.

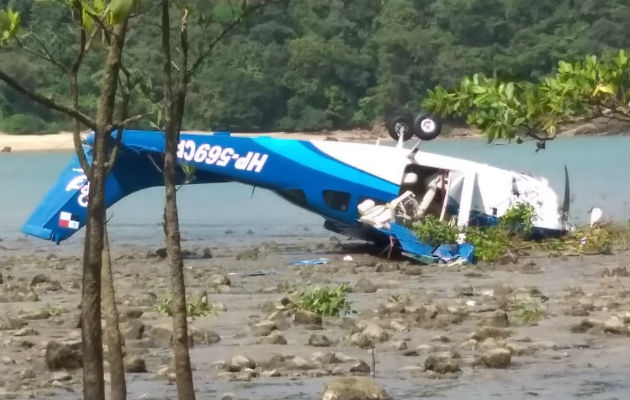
[0,0,628,134]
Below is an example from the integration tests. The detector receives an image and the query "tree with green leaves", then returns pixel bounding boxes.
[158,1,272,398]
[423,50,629,144]
[0,1,141,399]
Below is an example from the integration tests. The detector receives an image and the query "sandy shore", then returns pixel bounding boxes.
[0,235,628,399]
[0,132,78,152]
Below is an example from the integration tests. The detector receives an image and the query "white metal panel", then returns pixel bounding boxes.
[457,172,476,228]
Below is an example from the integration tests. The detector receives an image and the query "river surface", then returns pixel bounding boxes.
[0,135,628,249]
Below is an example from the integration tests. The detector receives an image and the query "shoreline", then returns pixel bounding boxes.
[1,120,628,153]
[0,130,452,153]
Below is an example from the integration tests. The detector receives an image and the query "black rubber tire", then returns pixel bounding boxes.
[413,113,441,141]
[386,114,414,141]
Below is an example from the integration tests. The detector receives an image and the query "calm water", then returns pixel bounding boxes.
[0,136,628,248]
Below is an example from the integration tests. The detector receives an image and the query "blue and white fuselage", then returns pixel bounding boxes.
[21,130,569,248]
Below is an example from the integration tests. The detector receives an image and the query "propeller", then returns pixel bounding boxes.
[561,165,570,223]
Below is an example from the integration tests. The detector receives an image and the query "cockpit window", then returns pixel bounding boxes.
[323,190,350,211]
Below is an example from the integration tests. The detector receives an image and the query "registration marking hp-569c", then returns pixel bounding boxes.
[176,140,268,172]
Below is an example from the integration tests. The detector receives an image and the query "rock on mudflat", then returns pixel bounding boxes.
[362,322,389,342]
[603,316,627,335]
[261,331,288,345]
[121,319,145,340]
[125,356,147,373]
[479,348,512,368]
[208,274,231,287]
[46,341,82,370]
[228,355,256,372]
[308,334,332,347]
[252,320,277,337]
[353,278,377,293]
[424,354,461,374]
[293,310,323,326]
[0,314,26,331]
[321,377,391,400]
[479,310,510,327]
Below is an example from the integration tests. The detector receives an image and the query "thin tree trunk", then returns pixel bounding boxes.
[82,21,128,400]
[101,224,126,400]
[161,1,195,399]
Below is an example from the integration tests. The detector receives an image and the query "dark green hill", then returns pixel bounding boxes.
[1,0,628,133]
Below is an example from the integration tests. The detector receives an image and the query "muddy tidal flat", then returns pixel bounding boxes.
[0,237,629,400]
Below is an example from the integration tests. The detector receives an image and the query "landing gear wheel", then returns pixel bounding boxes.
[413,113,441,141]
[386,114,414,142]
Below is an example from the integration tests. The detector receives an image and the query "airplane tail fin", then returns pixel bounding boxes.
[21,145,163,243]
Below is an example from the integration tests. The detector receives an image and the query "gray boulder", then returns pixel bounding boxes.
[479,310,510,328]
[293,310,323,326]
[603,316,627,335]
[424,354,461,374]
[353,278,377,293]
[46,341,82,370]
[252,320,277,337]
[0,314,26,331]
[479,348,511,368]
[308,334,332,347]
[125,356,147,373]
[228,354,256,372]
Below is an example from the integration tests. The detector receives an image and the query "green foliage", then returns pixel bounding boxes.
[513,298,546,326]
[423,51,630,143]
[110,0,136,25]
[0,8,20,45]
[530,223,627,255]
[465,226,511,263]
[499,203,536,234]
[458,203,535,262]
[411,215,458,246]
[572,226,613,255]
[155,295,214,318]
[0,113,58,134]
[297,284,355,317]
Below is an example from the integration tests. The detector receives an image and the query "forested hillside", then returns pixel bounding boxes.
[0,0,628,134]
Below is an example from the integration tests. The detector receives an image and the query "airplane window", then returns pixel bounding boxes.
[277,189,307,207]
[323,190,350,211]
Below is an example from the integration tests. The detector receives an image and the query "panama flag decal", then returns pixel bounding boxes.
[58,212,80,230]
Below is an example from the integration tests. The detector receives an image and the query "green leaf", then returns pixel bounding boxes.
[505,82,514,100]
[471,85,486,94]
[110,0,135,25]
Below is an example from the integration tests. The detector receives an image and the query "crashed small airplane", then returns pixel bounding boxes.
[22,113,571,262]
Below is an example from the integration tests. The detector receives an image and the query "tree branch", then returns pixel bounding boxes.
[70,1,92,176]
[110,112,151,131]
[15,36,68,73]
[0,69,97,129]
[83,8,112,45]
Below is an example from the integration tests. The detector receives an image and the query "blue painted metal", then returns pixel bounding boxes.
[21,130,400,244]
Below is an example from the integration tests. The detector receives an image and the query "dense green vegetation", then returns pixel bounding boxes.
[0,0,628,134]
